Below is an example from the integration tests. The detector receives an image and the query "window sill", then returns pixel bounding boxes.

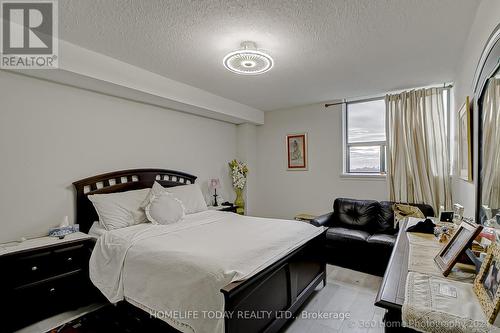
[340,173,387,180]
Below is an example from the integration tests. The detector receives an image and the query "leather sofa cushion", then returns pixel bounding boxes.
[367,233,396,247]
[334,198,380,233]
[379,201,397,233]
[326,227,370,242]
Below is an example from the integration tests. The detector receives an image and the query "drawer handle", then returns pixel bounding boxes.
[66,257,73,262]
[31,266,38,271]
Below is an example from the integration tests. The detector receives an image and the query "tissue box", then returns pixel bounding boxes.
[48,225,79,237]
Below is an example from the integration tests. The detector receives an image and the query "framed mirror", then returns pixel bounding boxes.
[475,24,500,225]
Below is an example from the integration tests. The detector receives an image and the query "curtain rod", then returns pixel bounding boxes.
[324,83,453,108]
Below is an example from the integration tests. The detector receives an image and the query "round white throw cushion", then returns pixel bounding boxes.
[145,191,186,225]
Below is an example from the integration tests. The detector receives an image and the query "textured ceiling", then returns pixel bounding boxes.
[59,0,480,111]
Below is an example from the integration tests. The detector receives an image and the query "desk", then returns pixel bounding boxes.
[374,219,414,331]
[375,218,499,332]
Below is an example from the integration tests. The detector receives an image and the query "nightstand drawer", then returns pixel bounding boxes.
[10,251,53,287]
[9,271,89,330]
[8,244,88,288]
[53,244,87,274]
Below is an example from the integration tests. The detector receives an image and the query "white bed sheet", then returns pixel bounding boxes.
[89,210,324,333]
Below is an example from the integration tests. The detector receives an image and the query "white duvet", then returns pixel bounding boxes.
[89,210,324,333]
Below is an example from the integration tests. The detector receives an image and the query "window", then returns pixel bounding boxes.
[344,98,386,174]
[342,89,450,176]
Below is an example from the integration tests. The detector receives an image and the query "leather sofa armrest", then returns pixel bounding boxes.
[310,212,334,227]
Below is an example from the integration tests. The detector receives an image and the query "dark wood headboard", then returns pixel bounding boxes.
[73,168,197,233]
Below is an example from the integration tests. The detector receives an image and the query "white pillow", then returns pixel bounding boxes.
[88,188,150,230]
[140,181,166,208]
[145,192,185,225]
[142,182,207,215]
[88,221,107,238]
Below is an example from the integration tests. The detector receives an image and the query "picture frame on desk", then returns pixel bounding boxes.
[474,243,500,324]
[434,219,482,277]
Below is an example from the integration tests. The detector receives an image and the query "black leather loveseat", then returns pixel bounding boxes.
[311,198,434,276]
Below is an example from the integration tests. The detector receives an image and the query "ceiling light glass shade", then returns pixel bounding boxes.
[223,41,273,75]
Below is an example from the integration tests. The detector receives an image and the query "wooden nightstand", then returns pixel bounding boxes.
[0,233,101,332]
[208,205,237,213]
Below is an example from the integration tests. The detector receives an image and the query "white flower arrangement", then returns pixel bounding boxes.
[229,159,248,190]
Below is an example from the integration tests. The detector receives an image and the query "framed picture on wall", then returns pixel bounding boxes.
[286,133,307,171]
[457,96,473,182]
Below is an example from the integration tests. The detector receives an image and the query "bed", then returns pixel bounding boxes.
[73,168,327,333]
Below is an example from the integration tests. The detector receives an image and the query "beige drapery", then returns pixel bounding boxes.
[481,78,500,208]
[386,88,452,212]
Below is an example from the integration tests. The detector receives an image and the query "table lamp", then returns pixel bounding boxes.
[209,178,221,206]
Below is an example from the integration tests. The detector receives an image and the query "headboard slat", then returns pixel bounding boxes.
[73,168,197,233]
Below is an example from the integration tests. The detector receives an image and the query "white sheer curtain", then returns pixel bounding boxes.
[386,87,452,212]
[482,78,500,208]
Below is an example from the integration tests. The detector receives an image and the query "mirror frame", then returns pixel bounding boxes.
[474,23,500,224]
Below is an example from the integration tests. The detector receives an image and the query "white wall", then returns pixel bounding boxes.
[236,123,258,215]
[451,0,500,217]
[0,71,237,243]
[254,103,388,219]
[19,40,265,125]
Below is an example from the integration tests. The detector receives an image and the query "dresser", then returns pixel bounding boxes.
[0,233,99,332]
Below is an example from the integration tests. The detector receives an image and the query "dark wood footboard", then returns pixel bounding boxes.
[221,232,327,333]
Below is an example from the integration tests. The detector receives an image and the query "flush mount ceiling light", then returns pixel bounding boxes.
[223,41,274,75]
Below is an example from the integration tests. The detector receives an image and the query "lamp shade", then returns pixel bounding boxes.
[209,178,221,190]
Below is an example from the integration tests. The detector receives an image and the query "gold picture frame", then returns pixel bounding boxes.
[286,133,308,171]
[474,243,500,324]
[457,96,473,182]
[434,219,482,276]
